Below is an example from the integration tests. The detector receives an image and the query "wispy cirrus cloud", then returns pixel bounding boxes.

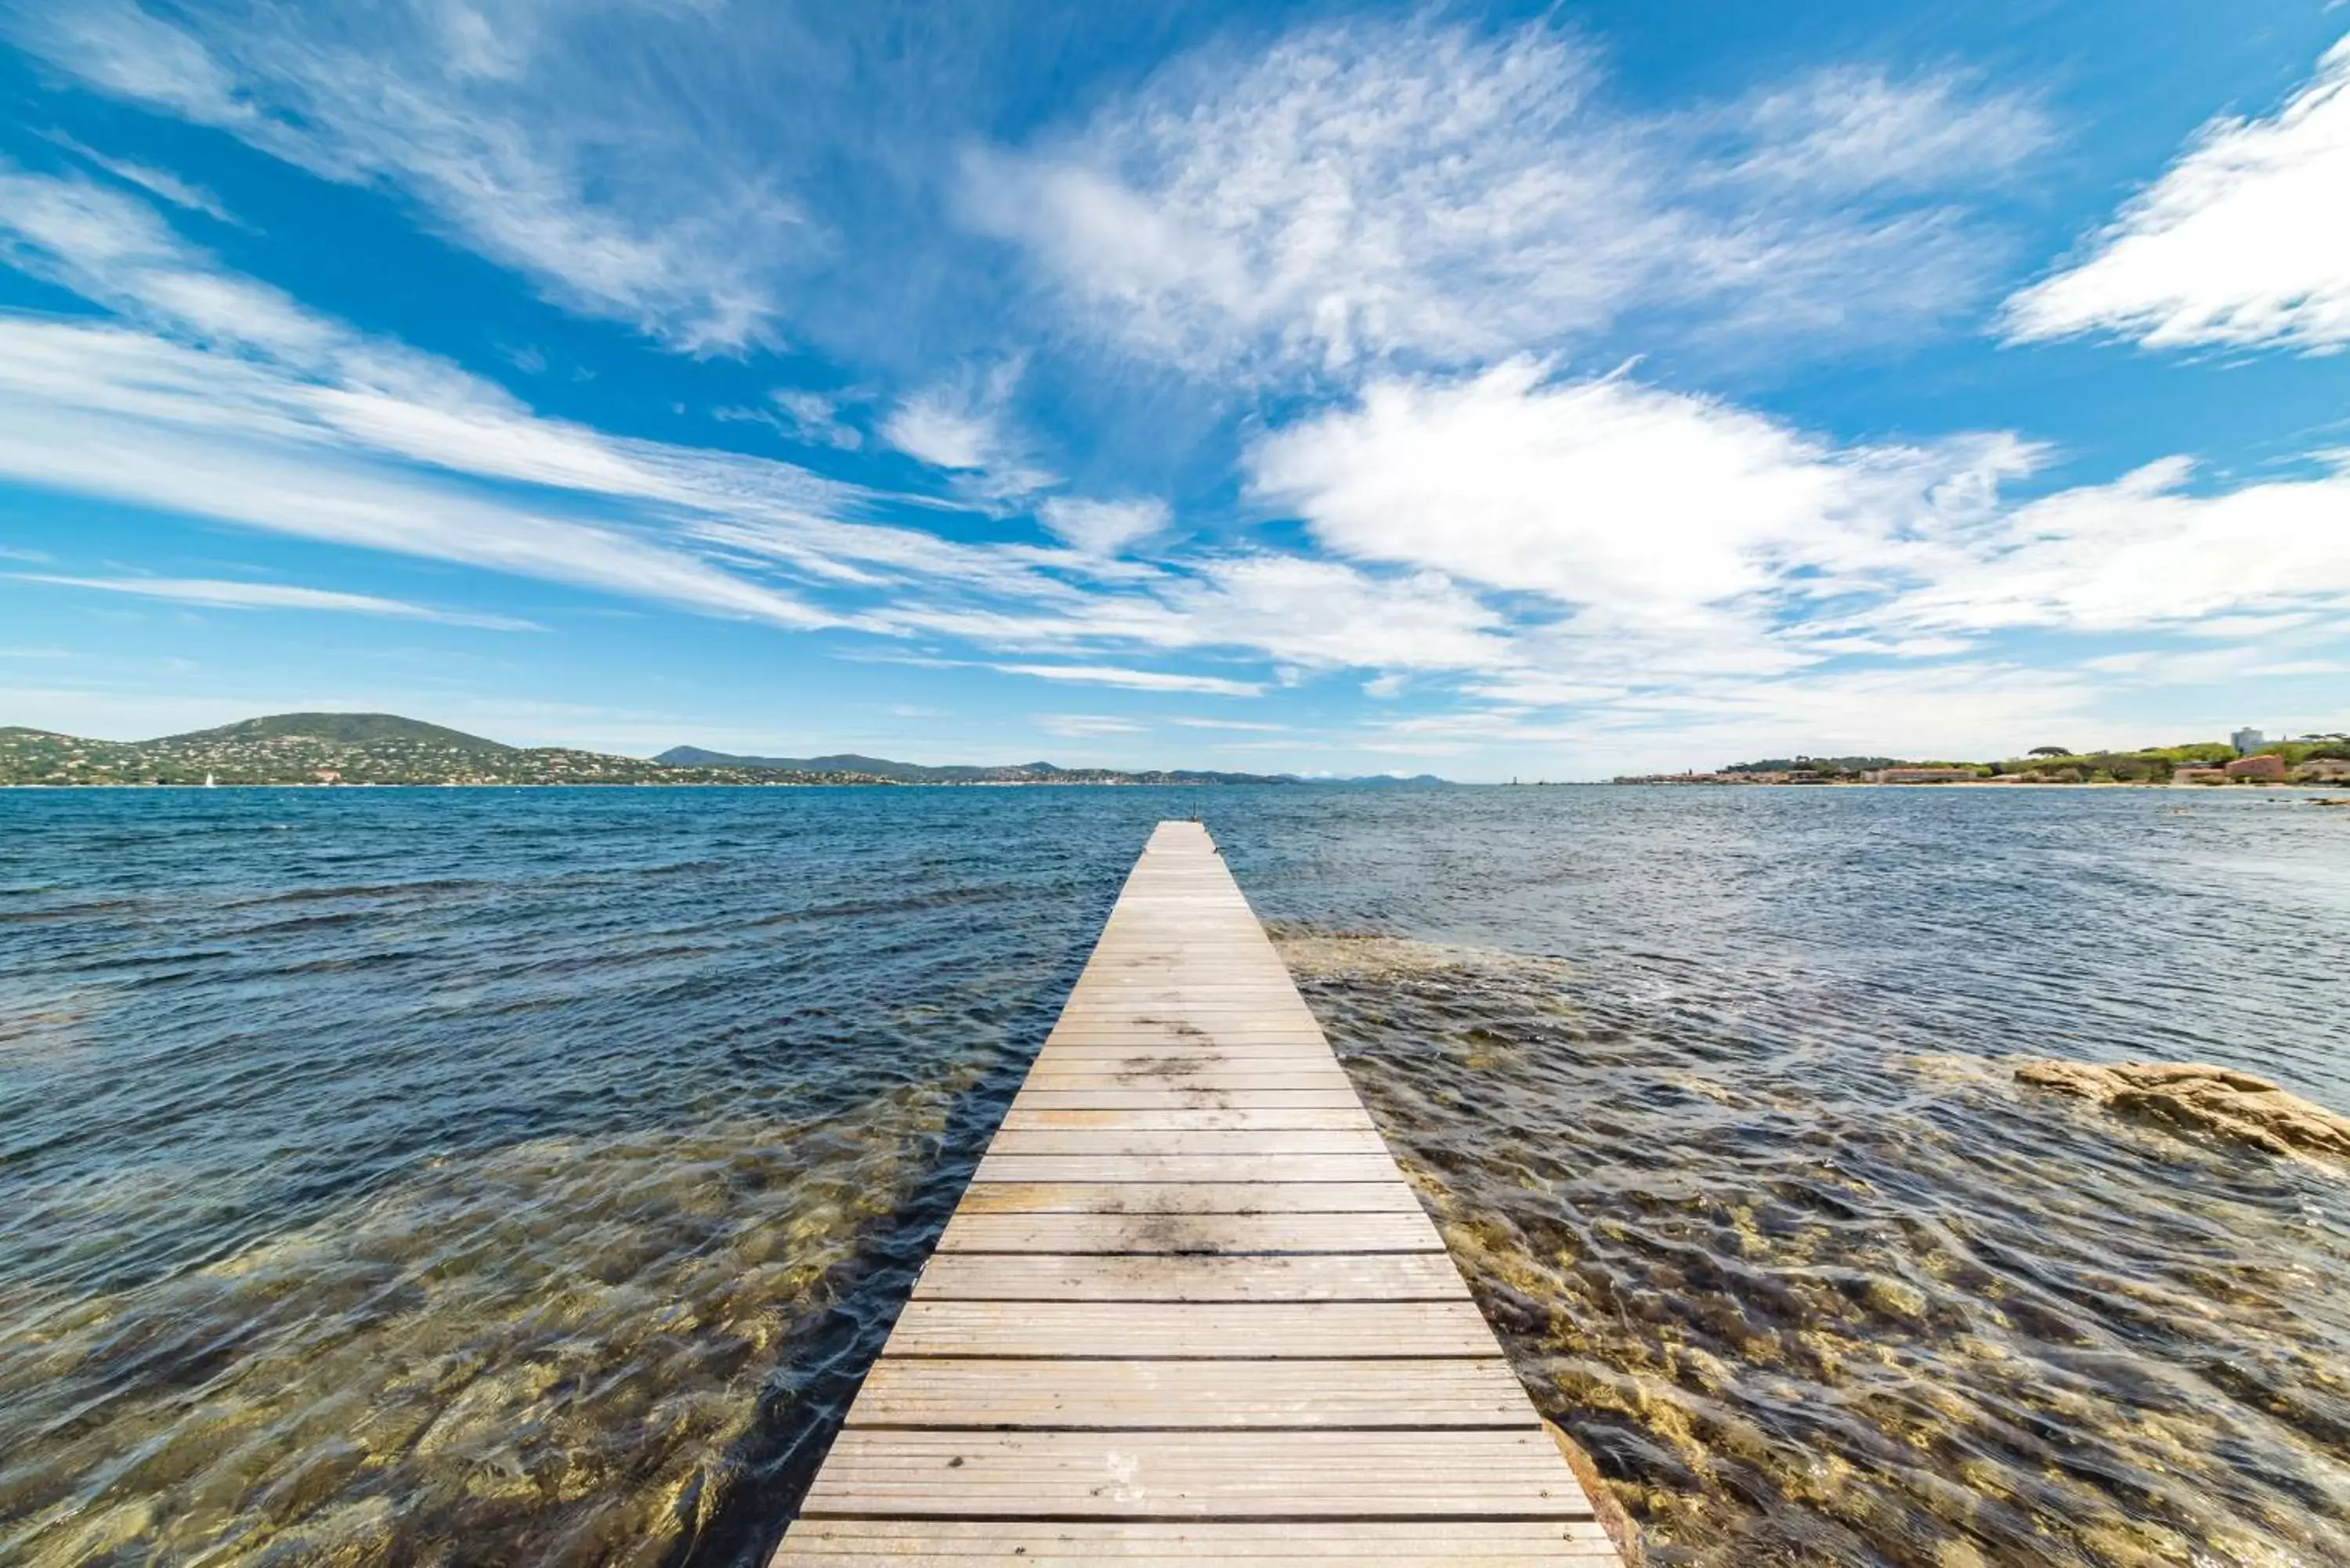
[1034,712,1148,738]
[0,164,1105,634]
[964,17,2048,382]
[11,573,540,630]
[42,132,237,223]
[882,362,1060,504]
[7,0,812,352]
[0,160,1508,695]
[1036,497,1168,557]
[2005,33,2350,353]
[990,663,1261,696]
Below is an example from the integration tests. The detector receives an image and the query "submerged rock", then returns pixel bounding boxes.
[2016,1059,2350,1162]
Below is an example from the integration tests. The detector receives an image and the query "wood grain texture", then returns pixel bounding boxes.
[913,1251,1468,1302]
[844,1358,1538,1429]
[936,1209,1445,1255]
[775,1519,1620,1563]
[797,1429,1596,1519]
[954,1181,1427,1216]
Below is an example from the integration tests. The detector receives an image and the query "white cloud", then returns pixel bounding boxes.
[0,345,833,630]
[889,551,1515,680]
[965,17,2044,380]
[714,388,867,451]
[0,167,1128,634]
[1723,67,2051,192]
[1241,356,2350,740]
[8,0,810,351]
[2005,34,2350,352]
[12,573,539,630]
[884,395,997,470]
[882,363,1058,504]
[1864,456,2350,634]
[771,391,863,451]
[1249,359,2036,621]
[1168,555,1513,673]
[45,133,237,222]
[1034,712,1148,737]
[1036,497,1167,555]
[992,663,1261,695]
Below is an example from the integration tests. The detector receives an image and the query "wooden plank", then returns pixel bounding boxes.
[844,1358,1539,1429]
[1008,1089,1367,1111]
[999,1107,1377,1131]
[1014,1071,1358,1093]
[913,1251,1466,1302]
[956,1183,1427,1216]
[1029,1051,1343,1070]
[797,1429,1596,1519]
[974,1154,1406,1183]
[937,1209,1443,1255]
[985,1129,1394,1158]
[776,1519,1620,1563]
[883,1299,1504,1358]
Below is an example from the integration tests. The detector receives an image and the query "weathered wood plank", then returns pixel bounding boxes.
[1000,1107,1377,1131]
[883,1299,1504,1359]
[1013,1071,1358,1094]
[1008,1089,1368,1111]
[986,1129,1394,1158]
[937,1209,1443,1255]
[913,1250,1466,1302]
[974,1153,1406,1183]
[955,1182,1427,1216]
[842,1358,1538,1430]
[797,1429,1597,1519]
[775,1519,1620,1563]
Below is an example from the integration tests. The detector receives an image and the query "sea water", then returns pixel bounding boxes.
[2,785,2345,1566]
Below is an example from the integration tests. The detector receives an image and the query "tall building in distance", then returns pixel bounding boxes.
[2231,727,2267,755]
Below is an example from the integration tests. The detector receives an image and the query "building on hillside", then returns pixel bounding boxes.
[2175,767,2229,784]
[2225,753,2288,781]
[1866,767,1979,784]
[2231,727,2267,755]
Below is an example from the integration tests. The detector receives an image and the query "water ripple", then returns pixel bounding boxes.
[2,784,2346,1566]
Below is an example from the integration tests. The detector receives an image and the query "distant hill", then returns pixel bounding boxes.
[1,713,1336,787]
[658,746,1033,783]
[1,714,888,787]
[655,744,1294,786]
[163,712,511,751]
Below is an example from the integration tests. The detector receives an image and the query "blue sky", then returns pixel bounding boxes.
[0,0,2345,779]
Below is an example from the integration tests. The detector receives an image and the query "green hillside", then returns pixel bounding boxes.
[161,712,510,750]
[0,712,1314,787]
[0,714,885,787]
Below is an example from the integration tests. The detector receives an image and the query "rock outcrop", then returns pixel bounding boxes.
[2016,1059,2350,1162]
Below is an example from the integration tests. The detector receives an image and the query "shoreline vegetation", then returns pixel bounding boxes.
[1612,736,2350,788]
[0,712,1446,789]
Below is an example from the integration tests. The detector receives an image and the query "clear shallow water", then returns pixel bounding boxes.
[2,786,2346,1566]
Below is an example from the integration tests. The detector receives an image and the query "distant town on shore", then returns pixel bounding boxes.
[0,714,1444,789]
[1613,728,2350,787]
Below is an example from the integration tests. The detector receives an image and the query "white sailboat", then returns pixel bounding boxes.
[204,771,216,788]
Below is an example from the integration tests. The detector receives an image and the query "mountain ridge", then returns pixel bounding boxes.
[653,744,1302,786]
[1,714,1422,786]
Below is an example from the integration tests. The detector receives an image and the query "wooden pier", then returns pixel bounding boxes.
[771,821,1620,1564]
